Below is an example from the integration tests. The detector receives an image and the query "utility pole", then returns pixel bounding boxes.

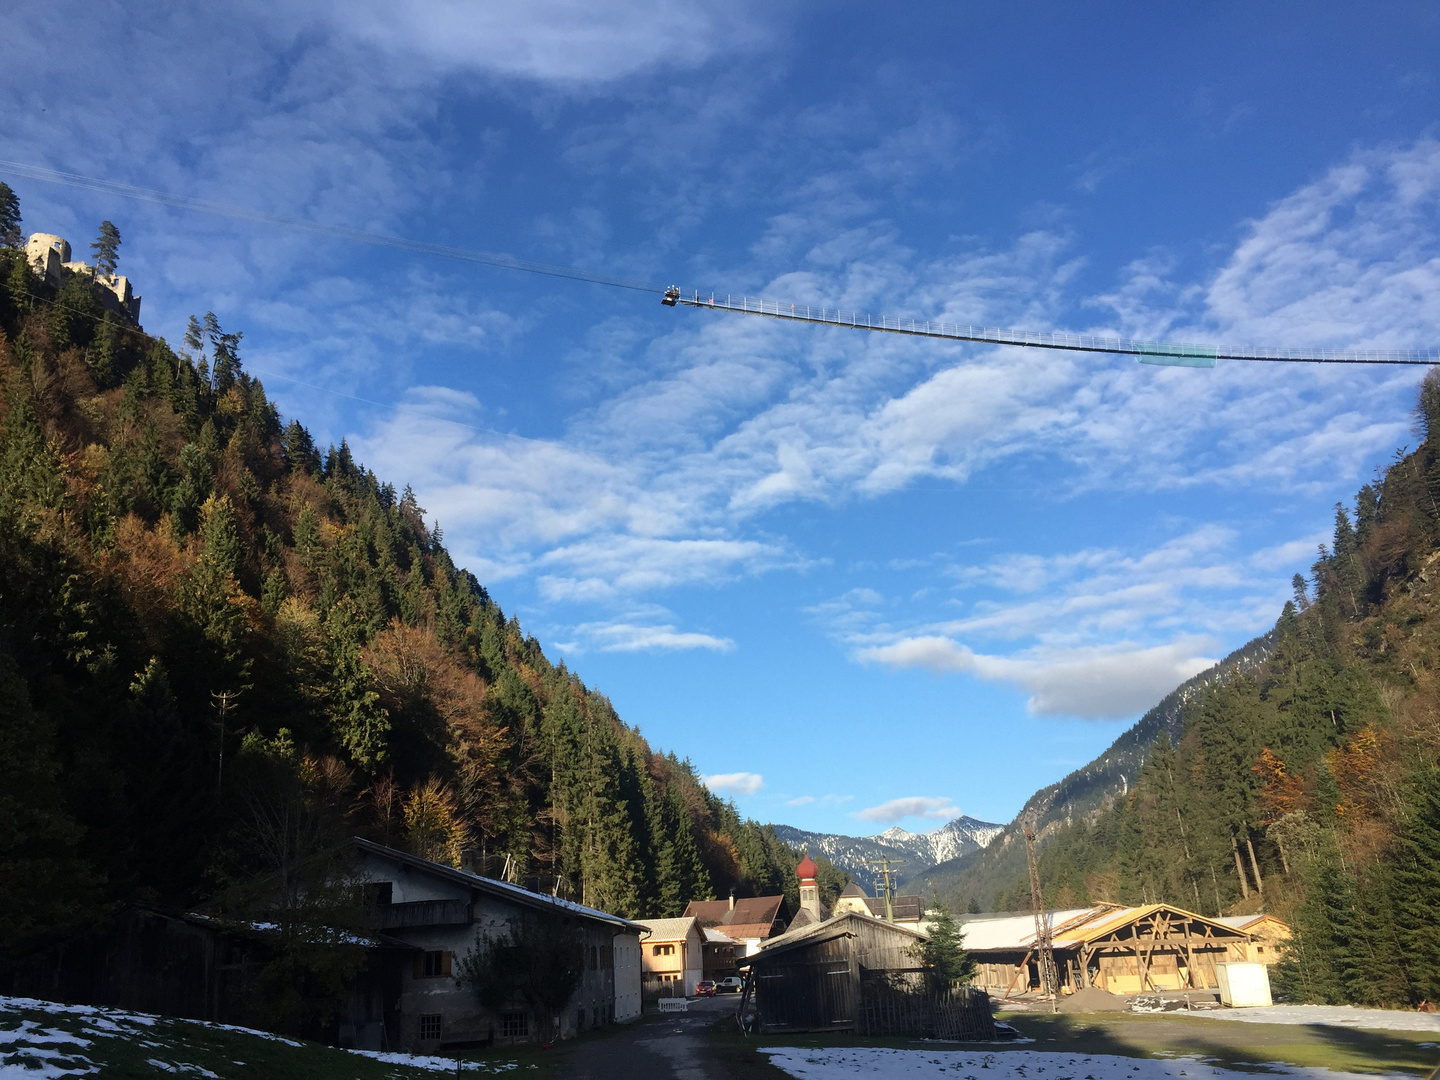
[1024,816,1058,1009]
[862,857,900,921]
[211,689,242,791]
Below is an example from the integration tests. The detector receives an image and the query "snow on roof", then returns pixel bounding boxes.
[703,926,737,943]
[1211,914,1279,929]
[957,909,1096,952]
[960,904,1262,953]
[634,917,698,942]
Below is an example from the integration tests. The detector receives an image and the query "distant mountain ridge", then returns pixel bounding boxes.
[773,816,1004,892]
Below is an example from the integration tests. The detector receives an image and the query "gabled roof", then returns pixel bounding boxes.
[784,907,823,932]
[634,917,698,942]
[351,837,644,933]
[839,883,867,898]
[1212,913,1290,933]
[958,903,1257,953]
[745,910,925,965]
[683,895,785,938]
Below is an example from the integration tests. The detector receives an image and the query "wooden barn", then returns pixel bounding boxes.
[1213,913,1291,965]
[961,904,1283,997]
[739,911,993,1038]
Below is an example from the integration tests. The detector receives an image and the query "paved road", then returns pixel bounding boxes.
[560,995,745,1080]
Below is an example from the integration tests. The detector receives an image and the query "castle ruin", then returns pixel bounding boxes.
[25,232,142,324]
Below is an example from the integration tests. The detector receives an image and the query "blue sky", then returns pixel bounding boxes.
[6,2,1440,833]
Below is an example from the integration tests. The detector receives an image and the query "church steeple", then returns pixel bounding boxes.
[797,851,821,922]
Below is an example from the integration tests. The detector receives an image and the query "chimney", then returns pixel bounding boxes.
[796,851,821,922]
[728,888,735,912]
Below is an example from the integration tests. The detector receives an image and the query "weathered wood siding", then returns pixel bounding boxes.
[756,936,859,1032]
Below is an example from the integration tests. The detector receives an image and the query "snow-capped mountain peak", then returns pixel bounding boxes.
[773,814,1004,892]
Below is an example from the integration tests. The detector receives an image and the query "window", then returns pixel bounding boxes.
[362,881,393,906]
[415,950,452,979]
[652,943,674,957]
[418,1014,441,1041]
[501,1012,529,1039]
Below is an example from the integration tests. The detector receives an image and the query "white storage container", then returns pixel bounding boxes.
[1215,961,1272,1007]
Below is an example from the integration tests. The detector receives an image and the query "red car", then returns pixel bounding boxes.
[694,980,717,997]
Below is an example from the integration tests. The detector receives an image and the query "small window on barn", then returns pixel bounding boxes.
[501,1012,529,1039]
[419,1014,441,1041]
[416,950,452,979]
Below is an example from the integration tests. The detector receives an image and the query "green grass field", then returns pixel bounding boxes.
[0,997,557,1080]
[703,1009,1440,1077]
[1000,1011,1439,1075]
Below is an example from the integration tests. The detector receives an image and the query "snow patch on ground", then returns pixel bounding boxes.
[144,1059,221,1077]
[0,1019,99,1078]
[349,1048,534,1072]
[0,996,302,1047]
[762,1047,1410,1080]
[1186,1004,1440,1034]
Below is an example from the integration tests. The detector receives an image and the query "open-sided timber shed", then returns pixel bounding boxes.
[960,903,1276,997]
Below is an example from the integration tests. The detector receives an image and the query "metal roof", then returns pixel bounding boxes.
[634,917,699,942]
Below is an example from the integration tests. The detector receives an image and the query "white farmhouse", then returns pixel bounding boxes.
[349,838,642,1053]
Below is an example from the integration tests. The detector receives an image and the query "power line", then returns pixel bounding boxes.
[662,288,1440,367]
[0,159,664,295]
[7,158,1437,366]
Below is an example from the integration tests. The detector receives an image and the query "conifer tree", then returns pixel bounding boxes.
[916,902,975,991]
[1392,767,1440,1003]
[4,252,34,318]
[0,655,92,957]
[91,220,120,276]
[323,599,390,770]
[0,182,20,248]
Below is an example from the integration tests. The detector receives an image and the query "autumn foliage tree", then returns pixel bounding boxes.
[0,218,808,974]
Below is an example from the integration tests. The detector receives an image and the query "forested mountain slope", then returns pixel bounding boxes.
[929,378,1440,1007]
[0,237,820,964]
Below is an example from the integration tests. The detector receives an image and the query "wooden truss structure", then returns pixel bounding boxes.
[974,903,1261,998]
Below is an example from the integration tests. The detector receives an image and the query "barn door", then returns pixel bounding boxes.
[758,957,858,1032]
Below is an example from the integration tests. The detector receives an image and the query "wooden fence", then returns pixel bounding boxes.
[856,985,995,1040]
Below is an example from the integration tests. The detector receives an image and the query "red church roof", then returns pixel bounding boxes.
[796,852,818,882]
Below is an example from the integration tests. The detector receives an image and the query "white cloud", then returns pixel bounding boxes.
[1249,533,1330,571]
[576,621,735,653]
[823,521,1323,719]
[855,796,959,824]
[318,0,767,86]
[705,772,765,795]
[785,794,853,808]
[858,637,1216,720]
